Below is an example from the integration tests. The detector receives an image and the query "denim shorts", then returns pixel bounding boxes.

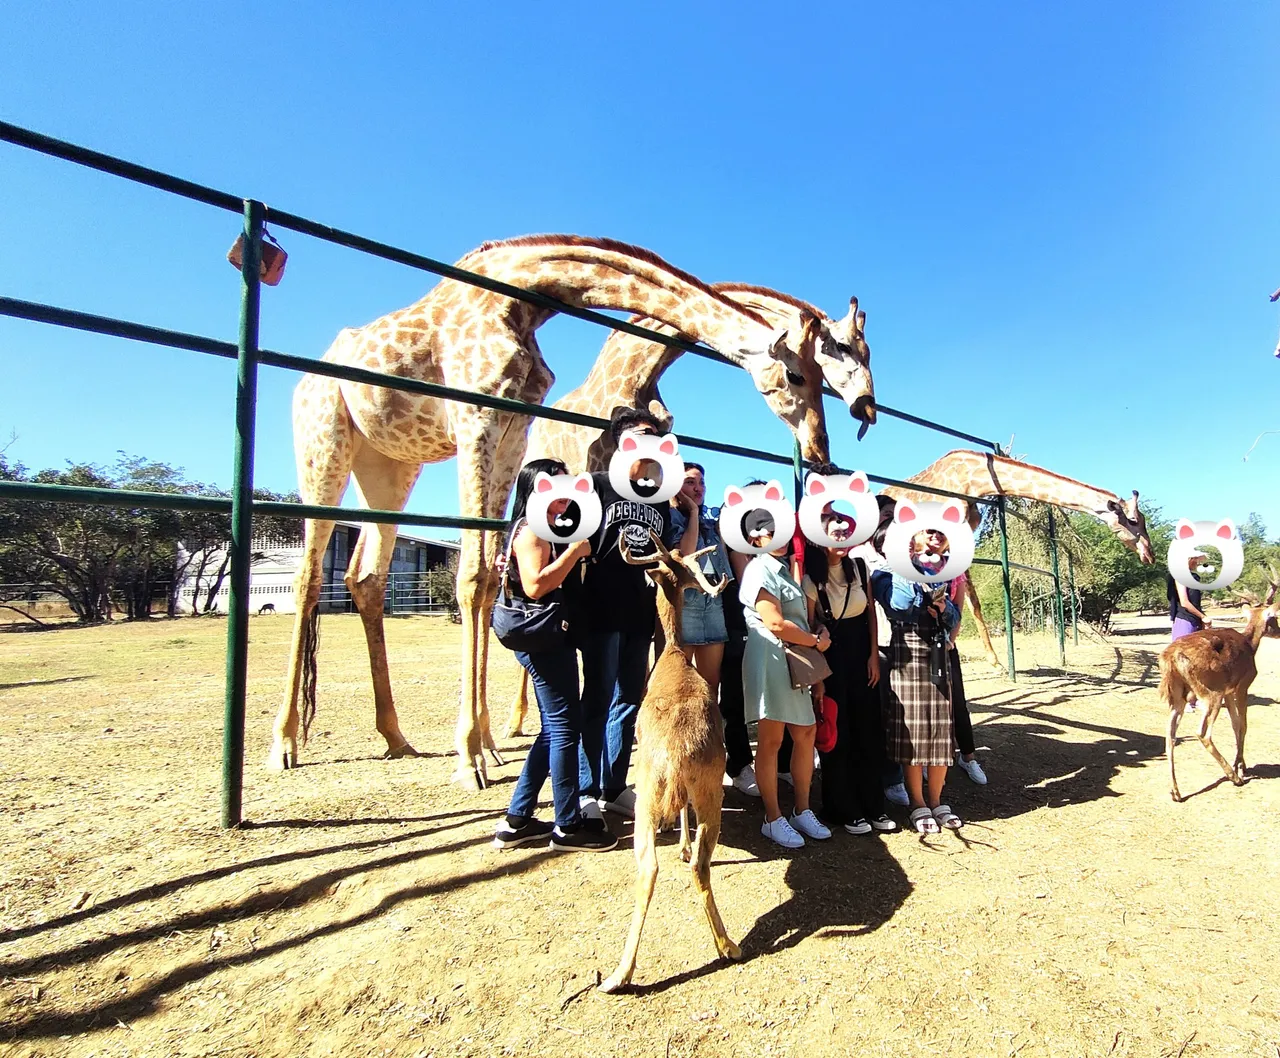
[680,588,728,646]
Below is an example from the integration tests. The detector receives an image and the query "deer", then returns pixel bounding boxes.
[599,529,742,993]
[1160,570,1280,802]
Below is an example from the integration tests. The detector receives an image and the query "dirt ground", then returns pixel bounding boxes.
[2,610,1278,1058]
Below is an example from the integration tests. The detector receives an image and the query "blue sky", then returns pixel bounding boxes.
[3,2,1278,542]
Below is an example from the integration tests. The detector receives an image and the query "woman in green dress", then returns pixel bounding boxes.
[737,490,833,849]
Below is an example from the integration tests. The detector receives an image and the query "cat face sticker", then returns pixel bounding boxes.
[1166,519,1244,592]
[607,431,684,505]
[719,481,797,556]
[882,499,975,583]
[798,471,880,548]
[525,472,603,544]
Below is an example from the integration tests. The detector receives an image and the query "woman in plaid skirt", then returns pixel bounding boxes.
[868,524,963,835]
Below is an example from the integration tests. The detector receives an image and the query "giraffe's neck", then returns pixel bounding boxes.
[886,451,1120,515]
[448,237,775,360]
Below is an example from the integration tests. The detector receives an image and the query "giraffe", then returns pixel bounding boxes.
[877,449,1155,668]
[272,235,856,790]
[505,285,873,734]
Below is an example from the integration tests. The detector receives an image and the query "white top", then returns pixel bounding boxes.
[802,559,868,621]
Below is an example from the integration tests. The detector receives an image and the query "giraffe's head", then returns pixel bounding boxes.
[1098,490,1155,564]
[816,296,876,437]
[744,312,831,463]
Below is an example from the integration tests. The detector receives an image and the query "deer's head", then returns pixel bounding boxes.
[618,529,728,606]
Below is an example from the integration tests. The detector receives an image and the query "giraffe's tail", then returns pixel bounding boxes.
[299,607,320,745]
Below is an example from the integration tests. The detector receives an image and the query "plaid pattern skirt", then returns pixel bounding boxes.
[881,625,956,767]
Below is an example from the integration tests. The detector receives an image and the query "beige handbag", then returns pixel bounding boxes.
[783,626,832,689]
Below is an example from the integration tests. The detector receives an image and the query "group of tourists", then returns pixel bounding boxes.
[493,406,989,854]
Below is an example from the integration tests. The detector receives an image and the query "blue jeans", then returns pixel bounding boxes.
[578,628,652,801]
[510,648,582,828]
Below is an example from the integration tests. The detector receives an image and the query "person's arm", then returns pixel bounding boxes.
[802,577,818,628]
[513,526,590,599]
[728,549,750,583]
[876,575,934,625]
[676,498,699,555]
[755,589,831,650]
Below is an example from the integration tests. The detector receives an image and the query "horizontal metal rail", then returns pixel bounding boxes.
[0,296,1001,505]
[972,556,1056,577]
[0,119,1001,451]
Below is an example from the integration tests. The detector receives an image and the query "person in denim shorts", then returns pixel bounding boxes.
[665,463,733,695]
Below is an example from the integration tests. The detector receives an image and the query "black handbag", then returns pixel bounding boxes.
[491,521,570,653]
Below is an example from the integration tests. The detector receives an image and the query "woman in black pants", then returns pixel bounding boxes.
[802,513,898,834]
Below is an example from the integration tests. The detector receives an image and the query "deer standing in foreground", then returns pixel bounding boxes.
[1160,574,1280,802]
[600,531,741,993]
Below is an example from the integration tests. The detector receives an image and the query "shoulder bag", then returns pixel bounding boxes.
[491,520,570,653]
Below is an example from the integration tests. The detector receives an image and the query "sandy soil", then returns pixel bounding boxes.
[2,611,1278,1058]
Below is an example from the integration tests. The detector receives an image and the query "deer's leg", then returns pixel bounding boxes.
[689,777,740,961]
[1196,697,1236,783]
[965,576,1004,670]
[679,805,692,863]
[1227,692,1248,784]
[270,376,352,772]
[600,811,660,994]
[505,670,531,738]
[1168,703,1185,802]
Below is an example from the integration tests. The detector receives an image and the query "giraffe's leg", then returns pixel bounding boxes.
[345,443,423,759]
[965,577,1004,671]
[689,773,739,961]
[505,670,531,738]
[477,597,505,767]
[269,376,353,772]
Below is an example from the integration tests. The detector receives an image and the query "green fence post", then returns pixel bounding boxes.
[997,497,1016,681]
[221,198,264,830]
[1047,508,1066,668]
[1067,549,1078,646]
[792,436,804,507]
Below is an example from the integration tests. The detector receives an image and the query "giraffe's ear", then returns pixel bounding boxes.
[769,328,791,360]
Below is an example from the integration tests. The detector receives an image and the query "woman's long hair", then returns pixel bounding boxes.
[509,458,570,529]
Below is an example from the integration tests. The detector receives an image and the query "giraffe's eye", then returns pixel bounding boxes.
[786,370,805,386]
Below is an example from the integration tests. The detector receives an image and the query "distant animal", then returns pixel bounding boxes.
[600,530,740,993]
[1160,579,1280,802]
[258,603,277,615]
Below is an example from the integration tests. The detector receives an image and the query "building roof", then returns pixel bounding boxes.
[333,520,461,550]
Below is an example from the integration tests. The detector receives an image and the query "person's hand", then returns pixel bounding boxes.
[868,651,881,687]
[928,600,946,618]
[676,492,696,515]
[567,539,592,563]
[815,626,832,652]
[1202,618,1212,628]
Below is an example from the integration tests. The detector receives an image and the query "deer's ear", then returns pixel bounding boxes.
[535,473,554,494]
[849,471,869,494]
[806,477,826,497]
[620,436,638,452]
[573,475,592,494]
[658,434,677,456]
[941,501,964,524]
[896,500,918,525]
[1175,519,1196,541]
[763,481,784,503]
[724,486,744,507]
[1215,518,1236,541]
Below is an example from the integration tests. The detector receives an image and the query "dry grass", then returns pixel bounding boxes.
[1,612,1278,1058]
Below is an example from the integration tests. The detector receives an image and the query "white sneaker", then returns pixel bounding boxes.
[957,754,988,785]
[790,809,832,841]
[885,782,909,806]
[731,765,761,797]
[761,815,805,849]
[600,787,636,819]
[579,795,605,821]
[778,772,794,787]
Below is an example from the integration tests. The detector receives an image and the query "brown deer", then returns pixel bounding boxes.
[600,530,741,993]
[1160,573,1280,802]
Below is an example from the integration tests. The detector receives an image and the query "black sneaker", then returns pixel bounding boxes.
[550,817,618,853]
[870,814,899,833]
[493,816,555,850]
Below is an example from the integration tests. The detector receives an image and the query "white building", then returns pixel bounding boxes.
[176,521,461,615]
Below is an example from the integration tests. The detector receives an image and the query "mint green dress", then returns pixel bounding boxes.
[739,555,816,726]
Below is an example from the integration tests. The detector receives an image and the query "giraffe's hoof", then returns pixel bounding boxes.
[487,747,507,768]
[383,742,421,761]
[598,973,629,994]
[720,939,743,962]
[265,745,297,772]
[452,762,485,792]
[504,725,525,739]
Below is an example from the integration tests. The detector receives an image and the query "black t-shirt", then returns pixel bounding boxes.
[1166,574,1202,628]
[580,472,672,634]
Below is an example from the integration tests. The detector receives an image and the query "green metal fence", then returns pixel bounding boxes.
[1,119,1068,827]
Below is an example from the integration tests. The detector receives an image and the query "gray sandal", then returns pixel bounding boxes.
[932,804,963,830]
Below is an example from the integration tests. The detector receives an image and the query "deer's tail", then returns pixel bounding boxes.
[1158,653,1186,709]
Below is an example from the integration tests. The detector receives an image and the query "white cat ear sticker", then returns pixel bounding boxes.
[607,431,684,505]
[1166,518,1244,592]
[719,481,797,556]
[525,472,602,544]
[882,499,975,583]
[798,471,880,548]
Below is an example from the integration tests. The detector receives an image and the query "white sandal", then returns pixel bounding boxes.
[932,804,963,830]
[909,807,939,834]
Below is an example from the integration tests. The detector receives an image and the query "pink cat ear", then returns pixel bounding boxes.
[1176,520,1195,540]
[942,501,964,524]
[764,481,783,502]
[807,477,827,497]
[658,435,677,455]
[621,436,637,452]
[896,501,917,524]
[1215,519,1235,540]
[574,475,592,493]
[848,472,869,494]
[724,487,744,507]
[535,474,554,494]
